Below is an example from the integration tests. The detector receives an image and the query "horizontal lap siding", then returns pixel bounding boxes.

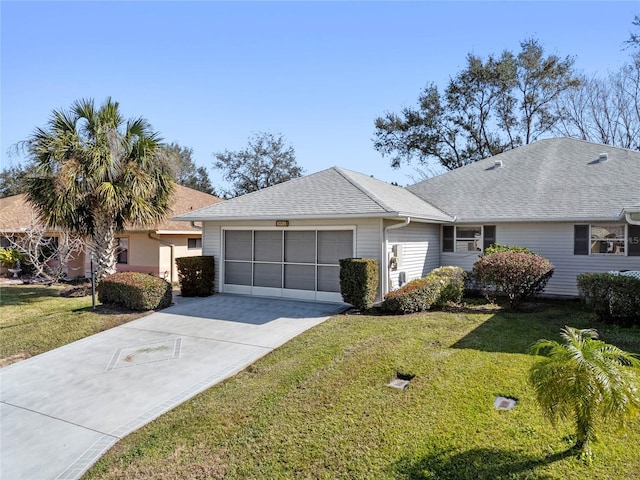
[496,223,640,297]
[438,222,640,297]
[387,223,440,289]
[202,219,383,296]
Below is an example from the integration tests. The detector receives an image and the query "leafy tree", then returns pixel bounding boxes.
[529,327,640,461]
[24,97,175,278]
[624,15,640,50]
[0,163,38,198]
[555,60,640,150]
[374,38,580,170]
[164,142,216,195]
[213,132,303,197]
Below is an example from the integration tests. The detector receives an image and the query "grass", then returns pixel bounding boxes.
[0,284,147,367]
[84,300,640,479]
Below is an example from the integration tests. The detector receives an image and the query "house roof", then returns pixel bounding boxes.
[0,184,222,234]
[407,138,640,223]
[175,167,454,223]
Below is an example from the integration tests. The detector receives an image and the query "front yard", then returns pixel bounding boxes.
[2,286,638,478]
[84,300,640,479]
[0,284,146,367]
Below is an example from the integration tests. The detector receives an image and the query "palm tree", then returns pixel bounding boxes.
[529,326,640,460]
[25,98,175,278]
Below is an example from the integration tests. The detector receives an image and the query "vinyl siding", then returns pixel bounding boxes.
[201,218,383,298]
[441,222,640,297]
[387,223,440,290]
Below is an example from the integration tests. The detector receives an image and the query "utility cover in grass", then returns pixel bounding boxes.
[494,396,517,410]
[387,378,411,390]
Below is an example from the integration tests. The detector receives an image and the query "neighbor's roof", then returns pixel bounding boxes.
[0,194,38,232]
[129,184,223,232]
[0,184,222,234]
[407,138,640,223]
[175,167,453,223]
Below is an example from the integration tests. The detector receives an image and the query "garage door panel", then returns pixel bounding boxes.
[225,231,252,261]
[317,230,353,264]
[285,231,316,263]
[284,264,315,291]
[225,262,252,285]
[317,265,341,292]
[254,263,282,288]
[254,231,283,262]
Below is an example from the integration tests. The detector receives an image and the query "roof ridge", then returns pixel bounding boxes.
[332,167,396,213]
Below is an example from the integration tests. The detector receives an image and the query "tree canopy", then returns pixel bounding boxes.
[25,97,175,277]
[164,142,216,195]
[374,39,580,171]
[0,163,38,198]
[213,132,303,198]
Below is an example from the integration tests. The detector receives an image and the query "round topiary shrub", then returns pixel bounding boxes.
[98,272,172,311]
[472,251,554,308]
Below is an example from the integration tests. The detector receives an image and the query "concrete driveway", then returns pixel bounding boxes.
[0,294,345,480]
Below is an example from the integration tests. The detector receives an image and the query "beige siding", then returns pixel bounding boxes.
[387,223,440,289]
[202,218,383,298]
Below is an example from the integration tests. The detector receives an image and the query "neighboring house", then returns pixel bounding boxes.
[175,138,640,302]
[0,185,222,282]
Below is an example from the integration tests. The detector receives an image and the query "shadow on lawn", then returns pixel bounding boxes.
[450,300,597,355]
[0,285,61,306]
[393,446,574,480]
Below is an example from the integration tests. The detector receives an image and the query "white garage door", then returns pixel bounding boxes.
[223,229,354,302]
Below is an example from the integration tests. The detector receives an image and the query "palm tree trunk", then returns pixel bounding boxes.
[90,216,117,279]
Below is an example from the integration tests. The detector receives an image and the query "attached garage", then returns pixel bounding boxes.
[174,167,453,303]
[223,228,354,302]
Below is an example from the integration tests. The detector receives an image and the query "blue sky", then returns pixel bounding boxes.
[1,1,638,189]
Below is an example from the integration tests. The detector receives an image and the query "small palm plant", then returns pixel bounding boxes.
[529,326,640,461]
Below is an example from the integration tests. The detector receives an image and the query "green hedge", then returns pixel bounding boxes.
[98,272,172,311]
[427,266,466,306]
[577,273,640,326]
[176,256,215,297]
[339,258,379,311]
[381,276,443,314]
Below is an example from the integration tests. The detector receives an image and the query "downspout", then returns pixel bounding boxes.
[383,217,411,298]
[148,232,175,282]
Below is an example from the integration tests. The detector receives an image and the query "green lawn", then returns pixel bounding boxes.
[85,300,640,479]
[0,284,146,367]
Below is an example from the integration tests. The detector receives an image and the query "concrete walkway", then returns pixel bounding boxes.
[0,294,345,480]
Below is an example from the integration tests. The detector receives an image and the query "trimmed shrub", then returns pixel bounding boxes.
[339,258,379,311]
[98,272,172,311]
[427,266,466,305]
[473,251,554,308]
[484,243,533,255]
[176,256,215,297]
[381,276,443,314]
[577,273,640,325]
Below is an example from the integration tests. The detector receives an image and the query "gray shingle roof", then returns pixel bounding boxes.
[175,167,453,222]
[407,138,640,223]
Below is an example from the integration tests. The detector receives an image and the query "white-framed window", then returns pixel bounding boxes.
[116,237,129,264]
[574,224,639,256]
[187,237,202,249]
[442,225,496,253]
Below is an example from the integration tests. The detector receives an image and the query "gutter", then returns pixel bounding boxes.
[382,217,411,298]
[148,232,175,282]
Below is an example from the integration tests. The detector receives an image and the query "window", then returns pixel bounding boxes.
[443,225,496,253]
[574,224,630,255]
[116,237,129,264]
[187,237,202,249]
